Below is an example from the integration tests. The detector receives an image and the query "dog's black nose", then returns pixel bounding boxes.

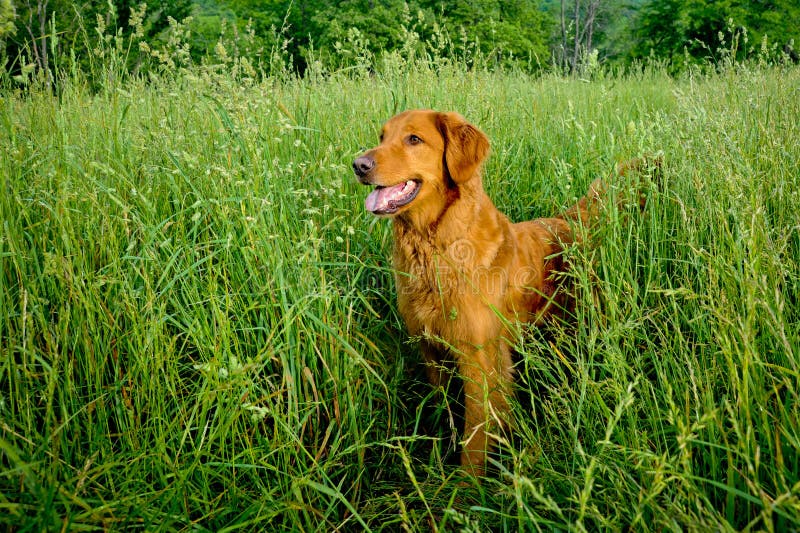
[353,156,375,178]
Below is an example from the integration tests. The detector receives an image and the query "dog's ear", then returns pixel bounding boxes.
[436,112,490,184]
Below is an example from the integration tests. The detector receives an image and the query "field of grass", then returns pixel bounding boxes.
[1,60,799,531]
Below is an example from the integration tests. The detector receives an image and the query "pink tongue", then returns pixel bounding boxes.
[365,181,414,212]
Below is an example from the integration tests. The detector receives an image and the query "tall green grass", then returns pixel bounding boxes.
[1,62,798,530]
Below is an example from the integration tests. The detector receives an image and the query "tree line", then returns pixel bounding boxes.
[1,0,798,84]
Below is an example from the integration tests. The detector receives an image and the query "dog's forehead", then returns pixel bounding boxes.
[382,110,438,138]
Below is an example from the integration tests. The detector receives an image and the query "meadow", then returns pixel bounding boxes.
[1,58,799,530]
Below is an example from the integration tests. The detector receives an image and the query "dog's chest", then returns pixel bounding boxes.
[394,243,492,337]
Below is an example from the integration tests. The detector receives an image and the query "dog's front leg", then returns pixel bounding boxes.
[457,340,513,476]
[420,338,451,388]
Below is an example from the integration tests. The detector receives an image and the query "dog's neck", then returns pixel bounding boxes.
[393,177,486,251]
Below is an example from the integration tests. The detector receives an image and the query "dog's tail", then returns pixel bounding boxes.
[560,154,662,226]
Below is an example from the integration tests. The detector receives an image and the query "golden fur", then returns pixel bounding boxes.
[353,109,651,476]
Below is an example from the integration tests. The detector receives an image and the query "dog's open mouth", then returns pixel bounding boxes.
[365,180,421,215]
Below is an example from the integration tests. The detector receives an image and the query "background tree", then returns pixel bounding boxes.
[543,0,633,75]
[190,0,552,73]
[629,0,800,68]
[19,0,55,85]
[3,0,799,85]
[4,0,191,84]
[542,0,601,74]
[0,0,15,56]
[422,0,552,68]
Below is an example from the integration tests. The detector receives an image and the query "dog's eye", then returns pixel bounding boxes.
[406,134,423,145]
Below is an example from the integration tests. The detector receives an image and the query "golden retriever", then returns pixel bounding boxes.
[354,109,653,476]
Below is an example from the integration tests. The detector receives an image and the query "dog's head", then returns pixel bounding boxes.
[353,110,490,220]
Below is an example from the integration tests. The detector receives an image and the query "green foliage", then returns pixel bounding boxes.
[309,0,428,70]
[422,0,552,68]
[1,51,799,529]
[1,1,800,529]
[0,0,14,40]
[2,0,191,85]
[3,0,800,85]
[0,0,13,80]
[630,0,800,69]
[204,0,553,73]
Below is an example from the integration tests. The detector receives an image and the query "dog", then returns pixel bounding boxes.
[353,109,654,476]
